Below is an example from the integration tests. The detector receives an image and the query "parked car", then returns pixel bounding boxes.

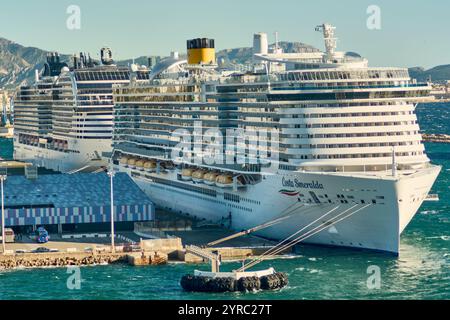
[15,249,28,255]
[123,244,141,253]
[32,247,51,253]
[84,247,94,253]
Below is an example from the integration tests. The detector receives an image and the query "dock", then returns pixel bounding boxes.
[0,160,32,169]
[0,231,290,270]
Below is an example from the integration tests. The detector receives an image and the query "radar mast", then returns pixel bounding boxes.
[315,23,338,63]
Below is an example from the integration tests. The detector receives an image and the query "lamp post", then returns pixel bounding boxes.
[1,175,7,255]
[107,170,116,253]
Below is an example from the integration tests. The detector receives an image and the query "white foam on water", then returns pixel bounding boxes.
[420,210,440,215]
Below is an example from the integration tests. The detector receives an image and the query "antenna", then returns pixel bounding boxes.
[316,23,338,62]
[275,31,279,50]
[264,62,271,91]
[273,31,282,54]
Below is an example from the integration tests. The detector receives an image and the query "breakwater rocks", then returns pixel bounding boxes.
[180,272,289,293]
[0,253,127,270]
[422,134,450,143]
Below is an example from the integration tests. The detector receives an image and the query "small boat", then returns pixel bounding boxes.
[181,168,194,181]
[144,160,157,172]
[135,159,145,171]
[127,158,137,169]
[204,172,219,186]
[162,161,175,170]
[192,170,206,183]
[215,174,233,188]
[120,157,129,167]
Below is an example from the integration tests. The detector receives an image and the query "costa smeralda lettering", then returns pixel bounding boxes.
[282,177,324,189]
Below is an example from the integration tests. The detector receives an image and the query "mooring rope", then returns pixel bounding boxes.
[240,204,371,271]
[239,204,344,271]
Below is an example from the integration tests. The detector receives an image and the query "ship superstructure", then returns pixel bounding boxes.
[13,48,148,172]
[109,24,441,254]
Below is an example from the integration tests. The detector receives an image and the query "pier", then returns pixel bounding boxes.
[0,230,291,271]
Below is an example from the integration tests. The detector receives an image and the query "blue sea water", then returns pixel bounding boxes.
[0,103,448,300]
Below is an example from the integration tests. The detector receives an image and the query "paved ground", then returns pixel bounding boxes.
[1,232,131,253]
[1,208,278,253]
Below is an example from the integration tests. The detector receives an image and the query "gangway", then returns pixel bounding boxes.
[66,164,92,174]
[185,245,221,272]
[185,201,371,273]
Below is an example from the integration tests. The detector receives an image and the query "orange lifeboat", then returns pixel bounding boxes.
[144,160,157,172]
[181,168,194,181]
[127,158,137,168]
[215,174,233,188]
[192,170,206,183]
[120,157,129,166]
[135,159,145,170]
[204,172,219,186]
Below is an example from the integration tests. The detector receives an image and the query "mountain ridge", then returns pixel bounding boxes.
[0,36,448,89]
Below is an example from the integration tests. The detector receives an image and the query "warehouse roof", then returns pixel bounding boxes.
[3,172,153,209]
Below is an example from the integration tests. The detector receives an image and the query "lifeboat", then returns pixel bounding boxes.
[181,168,194,181]
[143,160,156,172]
[127,158,137,169]
[135,159,145,170]
[192,170,206,183]
[120,157,129,167]
[215,175,233,188]
[204,172,219,186]
[163,161,175,171]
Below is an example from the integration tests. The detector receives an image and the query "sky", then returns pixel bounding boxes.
[0,0,449,69]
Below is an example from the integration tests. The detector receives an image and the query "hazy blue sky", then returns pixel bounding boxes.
[0,0,448,68]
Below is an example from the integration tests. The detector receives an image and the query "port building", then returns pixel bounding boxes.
[1,172,155,232]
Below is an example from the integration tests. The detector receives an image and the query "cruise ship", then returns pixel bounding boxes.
[110,24,441,254]
[13,48,148,172]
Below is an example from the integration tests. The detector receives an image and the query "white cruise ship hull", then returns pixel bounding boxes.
[118,165,440,255]
[14,140,110,173]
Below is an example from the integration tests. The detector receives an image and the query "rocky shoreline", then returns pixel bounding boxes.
[0,254,127,271]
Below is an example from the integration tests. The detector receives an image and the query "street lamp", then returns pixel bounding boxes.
[1,175,7,255]
[107,170,116,253]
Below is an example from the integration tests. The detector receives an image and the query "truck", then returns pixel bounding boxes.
[36,227,49,244]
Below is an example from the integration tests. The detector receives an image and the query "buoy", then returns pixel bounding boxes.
[180,269,288,293]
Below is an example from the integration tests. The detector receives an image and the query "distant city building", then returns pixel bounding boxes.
[148,56,161,69]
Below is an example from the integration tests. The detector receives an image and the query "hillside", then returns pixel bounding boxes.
[408,65,450,82]
[2,35,449,89]
[0,36,320,89]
